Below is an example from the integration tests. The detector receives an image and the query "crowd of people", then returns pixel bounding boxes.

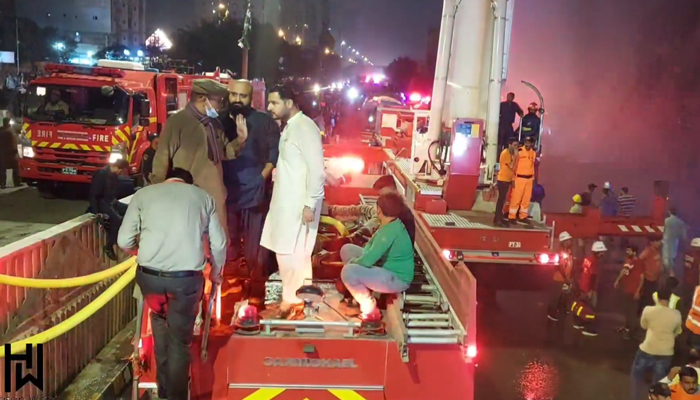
[543,204,700,399]
[85,78,417,400]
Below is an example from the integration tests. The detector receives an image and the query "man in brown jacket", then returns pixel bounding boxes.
[0,118,20,188]
[150,79,248,236]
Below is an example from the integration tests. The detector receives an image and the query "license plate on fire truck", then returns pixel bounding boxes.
[61,167,77,175]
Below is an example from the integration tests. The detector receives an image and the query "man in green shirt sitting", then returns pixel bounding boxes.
[340,192,415,321]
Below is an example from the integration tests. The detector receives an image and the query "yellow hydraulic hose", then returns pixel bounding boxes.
[320,216,349,237]
[0,258,136,288]
[0,263,137,357]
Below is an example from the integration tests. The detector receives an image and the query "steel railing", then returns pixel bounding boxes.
[0,200,137,397]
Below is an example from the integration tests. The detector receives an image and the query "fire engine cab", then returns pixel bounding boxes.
[17,60,262,196]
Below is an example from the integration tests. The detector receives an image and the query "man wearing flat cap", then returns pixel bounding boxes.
[151,79,248,249]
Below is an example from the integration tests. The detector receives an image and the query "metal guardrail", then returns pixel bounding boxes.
[0,199,136,397]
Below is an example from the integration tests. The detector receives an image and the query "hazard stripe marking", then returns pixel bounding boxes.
[242,388,286,400]
[631,225,642,232]
[50,142,61,148]
[645,226,655,233]
[328,390,367,400]
[618,225,629,232]
[659,226,665,233]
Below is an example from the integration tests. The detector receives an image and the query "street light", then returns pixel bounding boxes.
[341,41,346,46]
[324,48,330,55]
[295,36,302,45]
[278,29,284,37]
[218,3,226,9]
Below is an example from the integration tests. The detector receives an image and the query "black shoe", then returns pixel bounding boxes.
[103,245,118,261]
[516,218,530,225]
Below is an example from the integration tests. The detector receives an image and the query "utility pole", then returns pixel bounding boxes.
[15,18,20,73]
[238,0,252,79]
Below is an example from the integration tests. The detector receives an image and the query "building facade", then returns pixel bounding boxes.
[195,0,281,26]
[111,0,146,47]
[279,0,330,47]
[17,0,112,47]
[16,0,146,53]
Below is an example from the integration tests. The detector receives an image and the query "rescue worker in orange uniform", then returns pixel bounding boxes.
[508,136,537,224]
[573,240,607,337]
[683,239,700,316]
[493,136,519,227]
[547,231,574,321]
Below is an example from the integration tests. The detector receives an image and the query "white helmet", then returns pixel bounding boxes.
[604,182,612,189]
[591,241,607,252]
[692,238,700,248]
[559,231,572,242]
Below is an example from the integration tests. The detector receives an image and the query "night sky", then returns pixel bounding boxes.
[145,0,442,66]
[146,0,700,224]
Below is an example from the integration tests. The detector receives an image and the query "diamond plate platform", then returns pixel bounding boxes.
[393,157,442,195]
[423,213,492,229]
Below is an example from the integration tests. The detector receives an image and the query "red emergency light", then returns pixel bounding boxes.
[537,253,560,265]
[45,63,126,78]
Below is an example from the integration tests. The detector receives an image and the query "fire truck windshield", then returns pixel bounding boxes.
[24,84,129,126]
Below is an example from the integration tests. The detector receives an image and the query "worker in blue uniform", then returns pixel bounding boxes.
[221,80,280,299]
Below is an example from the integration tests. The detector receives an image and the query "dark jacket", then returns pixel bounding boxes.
[521,113,541,139]
[221,110,280,210]
[0,126,17,161]
[89,167,118,213]
[499,101,523,125]
[141,146,156,183]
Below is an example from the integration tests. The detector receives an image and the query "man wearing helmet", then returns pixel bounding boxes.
[572,240,607,336]
[520,102,541,144]
[547,231,574,322]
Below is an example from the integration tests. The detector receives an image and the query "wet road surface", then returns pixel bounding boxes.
[0,186,88,246]
[473,260,642,400]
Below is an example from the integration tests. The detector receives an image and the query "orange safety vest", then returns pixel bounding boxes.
[669,382,700,400]
[514,147,536,176]
[686,286,700,334]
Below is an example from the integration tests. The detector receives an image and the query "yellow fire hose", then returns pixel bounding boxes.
[0,258,136,288]
[320,216,349,237]
[0,262,137,357]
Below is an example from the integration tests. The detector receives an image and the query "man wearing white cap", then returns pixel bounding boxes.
[573,240,607,336]
[547,231,574,321]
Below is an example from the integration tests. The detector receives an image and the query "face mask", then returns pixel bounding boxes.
[205,99,219,118]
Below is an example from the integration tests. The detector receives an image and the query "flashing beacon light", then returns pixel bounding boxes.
[442,249,453,260]
[466,344,478,359]
[538,254,550,264]
[347,87,359,100]
[409,92,422,102]
[235,303,261,334]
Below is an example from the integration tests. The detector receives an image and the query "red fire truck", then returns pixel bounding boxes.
[16,60,260,196]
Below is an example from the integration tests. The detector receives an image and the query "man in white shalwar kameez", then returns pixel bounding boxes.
[260,84,325,317]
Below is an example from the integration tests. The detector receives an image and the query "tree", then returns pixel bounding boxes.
[167,18,326,83]
[386,57,419,92]
[0,17,71,65]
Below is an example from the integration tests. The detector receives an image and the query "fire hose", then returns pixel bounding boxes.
[320,216,349,237]
[0,261,137,357]
[0,258,136,288]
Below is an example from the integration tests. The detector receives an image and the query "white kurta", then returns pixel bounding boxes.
[260,112,325,303]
